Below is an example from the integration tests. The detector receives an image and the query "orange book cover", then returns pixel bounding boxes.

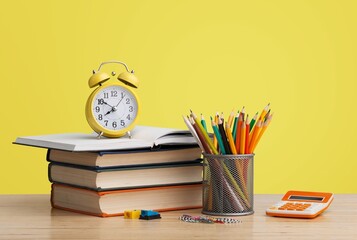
[51,183,202,217]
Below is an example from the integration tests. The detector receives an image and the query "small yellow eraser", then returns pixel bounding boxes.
[124,210,142,219]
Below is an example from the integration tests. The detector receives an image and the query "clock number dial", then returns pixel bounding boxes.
[111,91,118,97]
[92,85,138,131]
[98,99,104,105]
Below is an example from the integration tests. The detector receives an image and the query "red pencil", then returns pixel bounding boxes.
[235,113,243,152]
[245,115,250,154]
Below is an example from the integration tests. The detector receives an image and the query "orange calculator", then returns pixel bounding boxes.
[266,190,333,218]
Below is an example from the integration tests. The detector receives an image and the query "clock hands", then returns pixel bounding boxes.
[102,100,115,116]
[116,93,126,107]
[104,109,113,116]
[103,101,114,108]
[102,93,125,116]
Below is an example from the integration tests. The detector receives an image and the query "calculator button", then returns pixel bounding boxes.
[278,207,287,210]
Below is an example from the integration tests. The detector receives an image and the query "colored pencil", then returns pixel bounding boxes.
[249,112,258,132]
[201,113,207,132]
[184,104,273,155]
[182,115,204,152]
[213,113,219,149]
[225,122,237,154]
[258,103,270,121]
[245,115,250,154]
[264,109,271,122]
[218,117,232,154]
[235,113,243,153]
[232,111,239,140]
[240,106,245,119]
[227,109,235,128]
[189,116,211,154]
[248,119,262,153]
[252,113,273,152]
[239,118,246,154]
[211,117,226,154]
[190,110,218,155]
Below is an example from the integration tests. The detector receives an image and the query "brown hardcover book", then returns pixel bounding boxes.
[48,162,203,191]
[47,146,202,168]
[51,183,202,217]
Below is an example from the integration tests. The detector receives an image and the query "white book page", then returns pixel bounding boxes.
[131,126,190,143]
[15,132,147,151]
[14,125,195,151]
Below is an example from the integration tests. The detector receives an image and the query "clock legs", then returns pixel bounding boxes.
[96,131,131,139]
[127,131,131,139]
[97,132,103,139]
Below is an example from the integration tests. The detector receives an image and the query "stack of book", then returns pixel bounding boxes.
[15,126,203,217]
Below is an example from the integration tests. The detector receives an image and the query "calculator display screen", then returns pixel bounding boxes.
[289,195,324,201]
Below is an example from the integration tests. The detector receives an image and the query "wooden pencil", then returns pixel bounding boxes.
[225,122,237,154]
[211,117,226,154]
[235,113,243,153]
[232,111,239,139]
[189,117,212,154]
[252,113,273,152]
[258,103,270,121]
[239,118,246,154]
[248,119,262,153]
[191,110,218,155]
[182,115,204,152]
[227,109,235,128]
[201,114,207,132]
[249,112,258,132]
[245,115,250,154]
[218,117,232,154]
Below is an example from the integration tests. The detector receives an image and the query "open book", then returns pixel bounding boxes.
[14,126,198,151]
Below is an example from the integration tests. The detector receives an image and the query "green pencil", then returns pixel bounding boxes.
[218,117,232,154]
[232,111,239,140]
[201,113,207,132]
[210,117,226,154]
[249,112,258,132]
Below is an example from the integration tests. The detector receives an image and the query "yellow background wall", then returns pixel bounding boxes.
[1,0,356,194]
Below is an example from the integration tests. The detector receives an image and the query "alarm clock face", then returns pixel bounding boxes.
[91,85,139,132]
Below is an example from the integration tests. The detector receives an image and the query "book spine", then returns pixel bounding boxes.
[48,163,53,183]
[46,149,51,162]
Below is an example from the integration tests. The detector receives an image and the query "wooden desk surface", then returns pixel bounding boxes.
[0,194,356,240]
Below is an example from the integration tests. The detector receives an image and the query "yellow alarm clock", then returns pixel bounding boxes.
[85,60,140,138]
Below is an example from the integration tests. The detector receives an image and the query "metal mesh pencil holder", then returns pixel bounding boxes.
[202,153,254,216]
